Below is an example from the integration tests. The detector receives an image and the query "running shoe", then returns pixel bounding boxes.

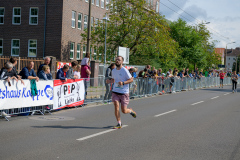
[232,90,235,93]
[129,108,137,118]
[113,123,122,129]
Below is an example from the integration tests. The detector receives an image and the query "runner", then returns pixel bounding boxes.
[231,71,238,93]
[106,56,137,129]
[219,70,225,88]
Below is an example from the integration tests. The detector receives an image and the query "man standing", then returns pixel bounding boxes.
[19,61,39,81]
[107,56,137,129]
[37,57,51,75]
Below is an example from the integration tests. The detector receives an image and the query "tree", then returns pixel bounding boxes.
[81,0,179,70]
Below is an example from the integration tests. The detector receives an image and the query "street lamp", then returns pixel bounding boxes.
[225,42,236,71]
[102,14,109,78]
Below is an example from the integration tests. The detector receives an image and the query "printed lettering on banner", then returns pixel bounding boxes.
[57,62,72,71]
[53,79,85,110]
[0,80,53,110]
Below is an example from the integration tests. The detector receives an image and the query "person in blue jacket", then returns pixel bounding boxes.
[19,61,39,81]
[56,64,69,82]
[38,65,52,80]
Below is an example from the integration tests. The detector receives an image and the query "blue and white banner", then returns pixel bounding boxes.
[0,80,53,110]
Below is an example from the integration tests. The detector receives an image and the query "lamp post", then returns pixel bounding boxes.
[102,14,109,78]
[225,42,235,71]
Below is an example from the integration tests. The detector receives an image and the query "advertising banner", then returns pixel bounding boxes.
[0,80,53,110]
[57,62,72,71]
[53,79,85,110]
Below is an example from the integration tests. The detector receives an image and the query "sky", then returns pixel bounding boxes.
[160,0,240,49]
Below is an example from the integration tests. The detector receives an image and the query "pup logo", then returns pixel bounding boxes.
[44,85,53,100]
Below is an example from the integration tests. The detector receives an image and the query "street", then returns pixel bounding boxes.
[0,86,240,160]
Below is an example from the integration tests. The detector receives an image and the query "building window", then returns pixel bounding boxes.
[72,11,76,28]
[96,0,100,6]
[156,1,159,13]
[106,0,109,10]
[92,0,94,5]
[83,44,86,57]
[0,8,4,24]
[228,63,230,66]
[70,42,75,59]
[77,43,81,59]
[13,8,21,25]
[85,0,89,2]
[0,39,3,55]
[78,13,82,30]
[29,8,38,25]
[229,58,230,60]
[84,15,88,30]
[11,39,20,56]
[91,17,94,31]
[95,18,99,30]
[28,39,37,57]
[101,0,104,8]
[94,46,97,60]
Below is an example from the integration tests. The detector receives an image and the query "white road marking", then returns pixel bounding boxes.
[154,110,177,117]
[76,125,128,141]
[211,96,219,99]
[224,93,230,95]
[191,101,204,106]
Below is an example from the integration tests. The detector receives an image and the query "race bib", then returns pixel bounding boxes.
[115,82,123,89]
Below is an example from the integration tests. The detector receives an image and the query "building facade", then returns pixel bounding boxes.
[225,47,240,71]
[0,0,159,61]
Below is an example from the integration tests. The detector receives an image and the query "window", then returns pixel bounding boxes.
[156,1,159,13]
[92,0,94,5]
[0,8,4,24]
[0,39,3,55]
[91,17,94,31]
[29,8,38,25]
[13,8,21,25]
[70,42,75,59]
[228,63,230,66]
[84,15,88,30]
[96,0,100,6]
[101,0,104,8]
[28,39,37,57]
[11,39,20,56]
[95,18,99,30]
[106,0,109,10]
[83,44,86,57]
[229,58,230,60]
[77,43,81,59]
[94,46,97,60]
[72,11,76,28]
[78,13,82,30]
[85,0,89,2]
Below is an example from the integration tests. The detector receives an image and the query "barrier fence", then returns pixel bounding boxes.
[1,77,239,120]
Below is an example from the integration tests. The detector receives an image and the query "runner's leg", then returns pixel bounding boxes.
[114,101,121,121]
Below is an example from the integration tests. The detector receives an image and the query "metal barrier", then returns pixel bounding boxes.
[1,77,240,120]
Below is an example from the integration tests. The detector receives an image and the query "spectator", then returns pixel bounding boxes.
[177,70,184,78]
[74,65,81,79]
[56,64,69,82]
[67,61,78,79]
[184,68,189,77]
[205,69,209,77]
[38,65,52,80]
[9,57,18,75]
[173,67,177,75]
[132,68,138,78]
[158,68,162,76]
[104,63,116,101]
[0,62,24,85]
[37,57,51,75]
[19,61,39,82]
[81,53,91,99]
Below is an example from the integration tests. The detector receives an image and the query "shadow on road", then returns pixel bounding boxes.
[31,125,113,129]
[200,88,237,93]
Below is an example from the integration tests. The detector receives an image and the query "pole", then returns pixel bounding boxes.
[104,13,107,67]
[225,45,227,71]
[86,0,92,56]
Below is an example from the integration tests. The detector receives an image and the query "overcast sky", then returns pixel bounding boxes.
[160,0,240,49]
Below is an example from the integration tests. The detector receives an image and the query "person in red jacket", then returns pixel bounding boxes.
[219,70,225,88]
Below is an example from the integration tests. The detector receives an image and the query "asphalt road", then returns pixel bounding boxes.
[0,86,240,160]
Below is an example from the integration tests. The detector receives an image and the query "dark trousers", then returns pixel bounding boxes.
[232,80,237,90]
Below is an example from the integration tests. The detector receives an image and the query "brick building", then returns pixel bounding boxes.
[0,0,159,61]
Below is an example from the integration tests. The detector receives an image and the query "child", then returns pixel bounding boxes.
[74,64,81,79]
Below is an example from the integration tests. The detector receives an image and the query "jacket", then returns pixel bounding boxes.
[56,68,68,80]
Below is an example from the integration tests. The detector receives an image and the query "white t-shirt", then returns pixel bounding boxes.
[112,67,132,94]
[74,71,81,79]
